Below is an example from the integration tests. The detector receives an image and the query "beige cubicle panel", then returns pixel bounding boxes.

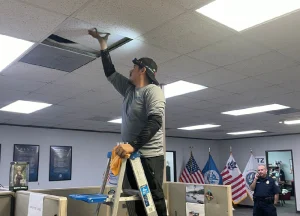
[0,191,14,216]
[167,182,233,216]
[15,190,67,216]
[32,186,129,216]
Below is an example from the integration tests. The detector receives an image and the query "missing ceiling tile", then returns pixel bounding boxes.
[19,18,132,72]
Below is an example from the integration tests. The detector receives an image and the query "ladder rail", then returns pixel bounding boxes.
[69,149,159,216]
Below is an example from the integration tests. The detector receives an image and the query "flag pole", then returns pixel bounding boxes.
[230,146,232,154]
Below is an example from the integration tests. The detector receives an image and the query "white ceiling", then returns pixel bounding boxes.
[1,0,300,140]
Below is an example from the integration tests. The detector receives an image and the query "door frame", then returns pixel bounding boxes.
[265,149,297,211]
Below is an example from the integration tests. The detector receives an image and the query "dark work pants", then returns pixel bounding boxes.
[253,201,277,216]
[125,155,167,216]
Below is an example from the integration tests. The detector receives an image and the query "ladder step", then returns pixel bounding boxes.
[69,193,108,203]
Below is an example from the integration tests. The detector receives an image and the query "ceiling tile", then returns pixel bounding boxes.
[58,86,121,109]
[2,62,66,82]
[20,0,90,16]
[166,96,201,108]
[33,83,89,98]
[187,35,270,66]
[31,105,79,118]
[0,88,29,105]
[241,10,300,50]
[173,0,212,10]
[254,65,300,85]
[182,100,225,110]
[224,51,299,76]
[186,88,233,100]
[22,92,68,104]
[0,76,47,92]
[109,40,180,67]
[158,55,217,79]
[278,43,300,62]
[0,0,66,42]
[215,78,272,94]
[75,0,186,38]
[156,74,179,85]
[138,12,234,54]
[241,85,293,101]
[184,67,247,87]
[52,71,108,90]
[166,105,195,115]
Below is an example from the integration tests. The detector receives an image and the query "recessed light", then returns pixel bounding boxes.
[164,80,207,99]
[178,124,220,130]
[0,34,34,72]
[281,120,300,125]
[0,100,52,114]
[108,118,122,124]
[222,104,290,116]
[227,130,266,135]
[196,0,300,31]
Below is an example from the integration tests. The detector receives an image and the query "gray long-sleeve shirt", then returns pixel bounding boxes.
[107,72,165,158]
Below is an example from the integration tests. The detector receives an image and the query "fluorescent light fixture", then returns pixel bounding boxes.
[280,120,300,125]
[0,100,52,114]
[196,0,300,31]
[0,34,34,72]
[227,130,266,135]
[178,124,220,130]
[222,104,290,116]
[164,80,207,99]
[108,118,122,124]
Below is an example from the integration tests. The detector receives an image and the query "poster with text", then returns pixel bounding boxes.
[186,185,205,204]
[13,144,40,182]
[255,156,266,166]
[49,146,72,181]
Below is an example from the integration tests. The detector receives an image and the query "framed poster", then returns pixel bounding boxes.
[13,144,40,182]
[166,151,177,182]
[49,146,72,181]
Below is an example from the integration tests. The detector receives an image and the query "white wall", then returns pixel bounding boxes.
[0,125,219,190]
[218,135,300,211]
[268,151,293,181]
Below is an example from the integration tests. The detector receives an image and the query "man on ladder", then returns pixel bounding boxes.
[88,28,167,216]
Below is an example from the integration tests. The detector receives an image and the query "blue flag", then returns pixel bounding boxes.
[202,154,223,185]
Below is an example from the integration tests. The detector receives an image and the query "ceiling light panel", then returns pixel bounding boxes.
[196,0,300,31]
[222,104,290,116]
[281,119,300,125]
[164,80,207,99]
[227,130,266,135]
[108,118,122,124]
[178,124,220,130]
[0,34,34,72]
[0,100,52,114]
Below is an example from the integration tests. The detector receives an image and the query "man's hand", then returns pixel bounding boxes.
[254,173,259,180]
[115,143,135,158]
[88,28,110,50]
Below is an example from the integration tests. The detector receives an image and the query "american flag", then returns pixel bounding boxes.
[179,152,205,184]
[221,154,247,204]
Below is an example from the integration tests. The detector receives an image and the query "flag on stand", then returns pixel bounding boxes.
[242,153,258,200]
[179,152,205,184]
[221,153,247,204]
[202,153,222,185]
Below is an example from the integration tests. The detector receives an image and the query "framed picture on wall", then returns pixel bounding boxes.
[13,144,40,182]
[166,151,177,182]
[49,146,72,181]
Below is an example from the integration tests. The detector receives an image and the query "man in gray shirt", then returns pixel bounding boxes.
[88,28,167,216]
